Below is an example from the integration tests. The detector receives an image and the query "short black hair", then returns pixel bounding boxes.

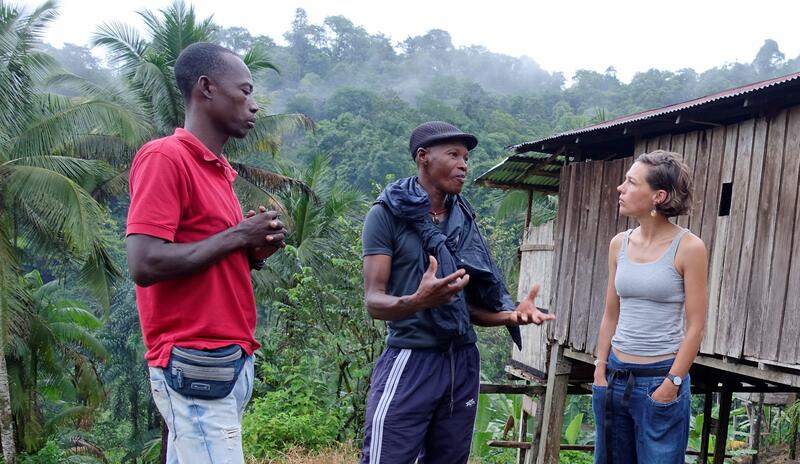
[174,42,238,101]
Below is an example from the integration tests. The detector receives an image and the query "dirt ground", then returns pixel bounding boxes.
[735,444,798,464]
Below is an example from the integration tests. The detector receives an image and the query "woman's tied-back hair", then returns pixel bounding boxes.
[636,150,693,217]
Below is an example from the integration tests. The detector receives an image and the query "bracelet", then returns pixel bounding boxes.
[593,359,608,367]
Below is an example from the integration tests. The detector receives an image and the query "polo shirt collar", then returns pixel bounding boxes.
[174,128,238,182]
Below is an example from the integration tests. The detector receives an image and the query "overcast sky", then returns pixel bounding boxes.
[19,0,800,83]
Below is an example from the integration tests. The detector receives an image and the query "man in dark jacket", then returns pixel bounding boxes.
[361,121,554,463]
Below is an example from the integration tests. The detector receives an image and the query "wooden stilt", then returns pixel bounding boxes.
[713,380,733,464]
[700,390,713,464]
[752,392,765,464]
[525,394,545,464]
[536,344,572,464]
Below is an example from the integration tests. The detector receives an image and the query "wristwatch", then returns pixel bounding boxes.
[666,373,682,386]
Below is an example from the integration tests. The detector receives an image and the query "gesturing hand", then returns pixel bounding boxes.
[507,283,556,326]
[411,256,470,309]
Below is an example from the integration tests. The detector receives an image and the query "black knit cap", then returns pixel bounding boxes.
[409,121,478,159]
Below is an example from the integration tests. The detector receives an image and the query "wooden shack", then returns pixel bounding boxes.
[476,71,800,464]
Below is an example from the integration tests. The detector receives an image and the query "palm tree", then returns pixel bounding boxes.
[0,2,149,460]
[88,0,315,204]
[6,270,109,453]
[251,154,365,296]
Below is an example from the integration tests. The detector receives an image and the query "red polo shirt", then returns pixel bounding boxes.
[126,128,260,367]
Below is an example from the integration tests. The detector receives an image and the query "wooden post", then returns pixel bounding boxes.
[536,344,572,464]
[525,189,534,231]
[525,394,546,464]
[517,396,530,464]
[713,381,733,464]
[752,392,765,464]
[790,404,798,459]
[700,390,713,464]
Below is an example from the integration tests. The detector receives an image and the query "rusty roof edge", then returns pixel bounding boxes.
[511,70,800,154]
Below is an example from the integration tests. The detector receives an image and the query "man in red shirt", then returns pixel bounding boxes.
[126,42,285,463]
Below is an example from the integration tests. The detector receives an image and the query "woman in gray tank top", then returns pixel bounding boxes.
[591,150,709,464]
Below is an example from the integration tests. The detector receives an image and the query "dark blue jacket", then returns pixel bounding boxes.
[376,177,522,349]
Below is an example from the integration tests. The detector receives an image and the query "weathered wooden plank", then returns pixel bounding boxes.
[728,117,769,358]
[716,119,755,356]
[681,131,700,229]
[586,159,624,355]
[744,109,788,358]
[634,138,647,156]
[699,126,727,255]
[762,106,800,360]
[779,124,800,364]
[671,133,686,158]
[621,156,636,231]
[689,130,712,236]
[536,346,571,464]
[568,162,603,351]
[702,125,737,355]
[548,165,572,340]
[513,221,554,373]
[554,164,584,343]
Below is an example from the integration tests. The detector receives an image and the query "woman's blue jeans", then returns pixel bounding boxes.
[592,352,691,464]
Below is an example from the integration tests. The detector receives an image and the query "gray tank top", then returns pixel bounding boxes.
[612,228,688,356]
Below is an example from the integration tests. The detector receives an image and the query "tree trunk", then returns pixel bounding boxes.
[0,344,16,464]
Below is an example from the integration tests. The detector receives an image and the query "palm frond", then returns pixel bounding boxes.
[225,113,315,157]
[47,322,109,359]
[91,21,149,71]
[243,44,279,75]
[131,58,182,129]
[77,239,121,310]
[140,0,215,61]
[91,168,129,202]
[5,164,105,253]
[7,155,113,185]
[13,95,150,158]
[231,162,314,199]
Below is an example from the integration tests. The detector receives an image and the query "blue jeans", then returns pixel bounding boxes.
[149,355,254,463]
[592,352,691,464]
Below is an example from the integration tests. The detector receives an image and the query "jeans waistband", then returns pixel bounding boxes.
[608,351,675,375]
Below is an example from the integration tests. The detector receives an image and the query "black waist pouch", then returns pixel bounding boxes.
[164,344,246,399]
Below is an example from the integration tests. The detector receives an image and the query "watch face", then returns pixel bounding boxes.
[672,375,682,386]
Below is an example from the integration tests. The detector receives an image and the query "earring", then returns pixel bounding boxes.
[650,209,657,217]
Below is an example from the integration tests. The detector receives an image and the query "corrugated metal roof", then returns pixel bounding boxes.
[510,70,800,154]
[474,152,562,192]
[478,70,800,191]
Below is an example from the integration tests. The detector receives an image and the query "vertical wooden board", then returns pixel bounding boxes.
[548,165,572,341]
[658,133,673,150]
[689,130,712,236]
[586,159,624,355]
[779,116,800,363]
[513,222,554,374]
[671,133,687,159]
[634,138,647,156]
[729,117,768,358]
[702,216,727,355]
[554,164,585,343]
[702,125,738,355]
[744,109,788,358]
[621,156,636,230]
[762,106,800,360]
[681,131,700,228]
[716,119,755,355]
[568,161,603,351]
[645,136,658,152]
[699,126,728,255]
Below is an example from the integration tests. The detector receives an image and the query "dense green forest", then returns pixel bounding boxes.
[2,1,800,462]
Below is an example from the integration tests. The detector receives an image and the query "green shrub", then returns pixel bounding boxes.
[243,388,343,458]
